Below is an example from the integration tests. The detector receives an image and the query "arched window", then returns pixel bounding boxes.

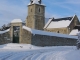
[39,8,40,12]
[31,9,32,12]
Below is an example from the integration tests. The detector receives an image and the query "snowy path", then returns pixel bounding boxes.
[0,48,77,60]
[0,44,80,60]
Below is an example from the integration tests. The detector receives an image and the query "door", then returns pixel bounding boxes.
[13,26,20,43]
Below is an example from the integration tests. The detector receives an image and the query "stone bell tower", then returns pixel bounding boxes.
[26,0,45,30]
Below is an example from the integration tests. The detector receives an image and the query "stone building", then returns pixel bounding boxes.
[0,0,79,46]
[44,15,80,34]
[26,0,45,30]
[0,29,11,44]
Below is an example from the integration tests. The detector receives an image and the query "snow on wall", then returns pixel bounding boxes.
[69,29,78,35]
[0,29,10,34]
[23,26,78,39]
[11,19,22,23]
[23,26,32,33]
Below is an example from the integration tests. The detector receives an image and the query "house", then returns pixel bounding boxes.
[44,15,80,34]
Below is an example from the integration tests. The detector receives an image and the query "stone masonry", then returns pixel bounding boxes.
[0,32,12,45]
[26,4,45,30]
[31,34,77,46]
[20,28,77,46]
[10,22,22,43]
[20,29,32,44]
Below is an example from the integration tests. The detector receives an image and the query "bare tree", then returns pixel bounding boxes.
[0,23,11,31]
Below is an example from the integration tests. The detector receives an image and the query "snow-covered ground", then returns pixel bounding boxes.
[0,43,80,60]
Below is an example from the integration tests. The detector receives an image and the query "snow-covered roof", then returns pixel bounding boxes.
[69,29,79,35]
[0,29,10,34]
[44,15,76,29]
[44,18,53,28]
[11,19,22,23]
[28,0,45,6]
[23,26,78,39]
[48,20,71,28]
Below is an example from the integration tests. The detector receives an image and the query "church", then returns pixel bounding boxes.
[0,0,79,46]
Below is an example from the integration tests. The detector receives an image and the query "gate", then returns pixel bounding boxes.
[13,26,20,43]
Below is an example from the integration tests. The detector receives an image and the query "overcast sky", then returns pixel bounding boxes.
[0,0,80,27]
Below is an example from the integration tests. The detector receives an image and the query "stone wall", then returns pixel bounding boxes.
[44,27,69,34]
[31,34,77,46]
[0,32,12,45]
[20,29,32,44]
[20,27,77,46]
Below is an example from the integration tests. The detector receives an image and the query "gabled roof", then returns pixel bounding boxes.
[44,15,76,29]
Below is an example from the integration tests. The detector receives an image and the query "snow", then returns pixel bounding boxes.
[23,26,78,39]
[11,19,22,23]
[0,29,10,34]
[23,26,32,33]
[28,0,45,6]
[32,0,39,4]
[47,20,71,28]
[69,29,78,35]
[0,43,80,60]
[45,15,76,29]
[44,18,53,28]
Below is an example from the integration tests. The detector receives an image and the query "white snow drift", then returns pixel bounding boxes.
[0,43,80,60]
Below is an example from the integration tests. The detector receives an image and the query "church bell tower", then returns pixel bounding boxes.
[26,0,45,30]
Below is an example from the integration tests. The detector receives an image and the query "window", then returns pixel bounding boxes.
[31,9,32,12]
[58,31,59,33]
[39,8,40,12]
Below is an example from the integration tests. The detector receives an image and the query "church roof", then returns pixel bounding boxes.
[23,26,78,39]
[44,15,76,29]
